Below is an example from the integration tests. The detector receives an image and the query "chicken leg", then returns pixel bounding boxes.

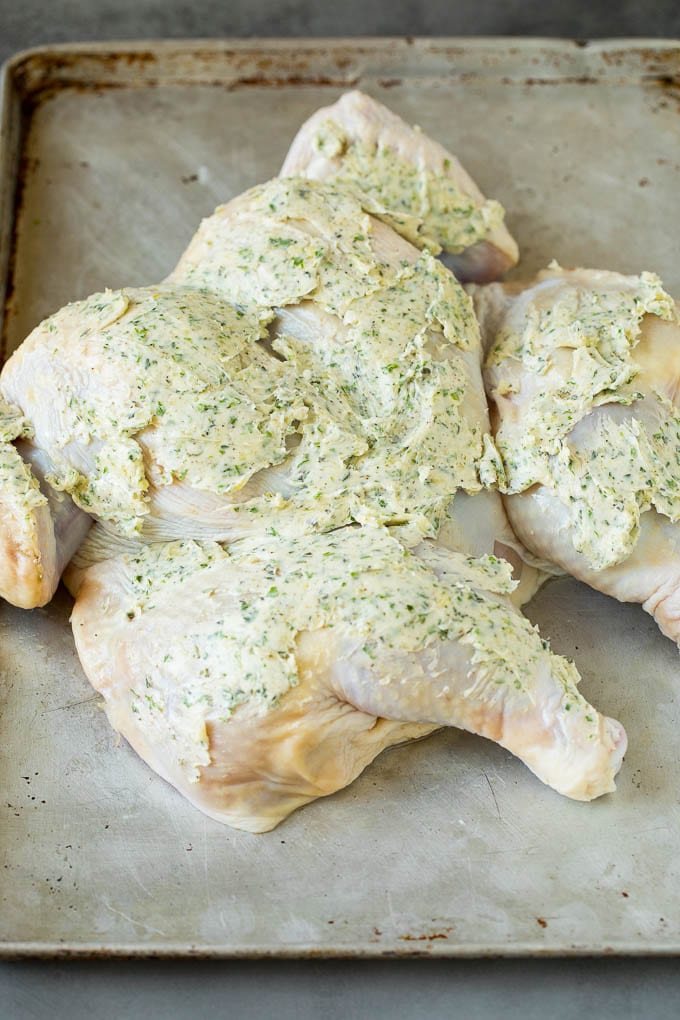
[67,526,625,832]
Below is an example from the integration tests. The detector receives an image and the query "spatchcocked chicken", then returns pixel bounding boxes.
[0,94,634,832]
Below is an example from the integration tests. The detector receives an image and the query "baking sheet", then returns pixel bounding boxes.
[0,37,679,958]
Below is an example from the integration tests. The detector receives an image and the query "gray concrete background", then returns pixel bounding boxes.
[2,1,680,1017]
[0,0,680,56]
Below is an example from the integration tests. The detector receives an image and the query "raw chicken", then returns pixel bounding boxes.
[0,174,624,828]
[67,527,626,832]
[475,265,680,643]
[280,90,519,282]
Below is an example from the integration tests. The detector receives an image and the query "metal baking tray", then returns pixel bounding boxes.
[1,37,679,959]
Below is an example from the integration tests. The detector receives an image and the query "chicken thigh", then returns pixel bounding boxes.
[280,90,519,282]
[475,265,680,642]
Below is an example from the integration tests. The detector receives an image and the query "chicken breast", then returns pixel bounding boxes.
[474,265,680,642]
[68,526,625,832]
[0,175,534,617]
[280,90,519,282]
[2,178,484,548]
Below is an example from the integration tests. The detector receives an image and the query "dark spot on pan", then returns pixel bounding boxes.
[227,74,360,91]
[536,917,548,928]
[522,76,599,86]
[378,79,402,89]
[648,75,680,112]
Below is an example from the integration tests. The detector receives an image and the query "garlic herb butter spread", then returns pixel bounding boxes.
[170,178,489,541]
[11,287,303,534]
[119,526,593,779]
[485,266,680,569]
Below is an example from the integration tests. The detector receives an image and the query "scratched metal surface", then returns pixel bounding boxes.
[0,38,679,957]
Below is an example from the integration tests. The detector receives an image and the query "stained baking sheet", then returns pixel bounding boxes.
[1,38,680,958]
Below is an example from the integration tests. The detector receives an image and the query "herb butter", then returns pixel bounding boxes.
[311,119,505,254]
[171,178,488,542]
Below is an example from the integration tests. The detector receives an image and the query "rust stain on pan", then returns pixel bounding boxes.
[226,73,360,90]
[19,73,363,118]
[653,74,680,109]
[399,927,454,941]
[9,45,381,100]
[12,49,160,97]
[1,153,40,364]
[601,46,680,69]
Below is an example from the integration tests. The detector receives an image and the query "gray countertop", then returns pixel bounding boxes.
[2,0,680,45]
[4,957,680,1019]
[2,2,680,1017]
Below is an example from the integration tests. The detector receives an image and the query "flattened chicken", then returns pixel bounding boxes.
[281,90,519,282]
[1,170,624,828]
[475,265,680,643]
[68,527,625,832]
